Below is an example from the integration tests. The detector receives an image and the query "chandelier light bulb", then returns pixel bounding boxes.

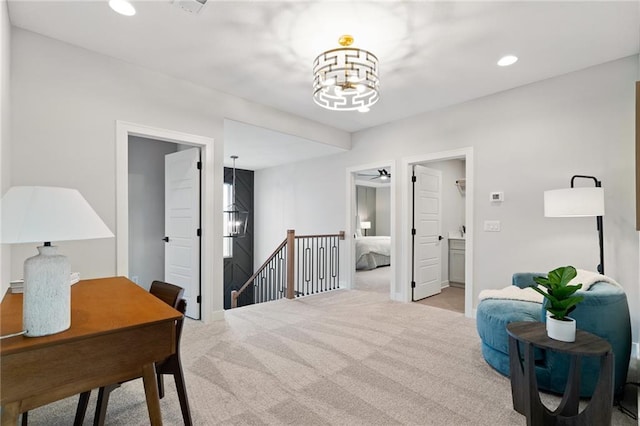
[322,77,336,87]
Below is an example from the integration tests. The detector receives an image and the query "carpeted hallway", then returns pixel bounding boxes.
[25,281,636,425]
[355,266,465,314]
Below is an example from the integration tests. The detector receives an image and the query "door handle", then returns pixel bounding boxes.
[162,236,169,242]
[438,235,443,241]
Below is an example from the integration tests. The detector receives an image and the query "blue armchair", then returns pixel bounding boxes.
[476,272,632,398]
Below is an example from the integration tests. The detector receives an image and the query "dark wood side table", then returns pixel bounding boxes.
[506,321,614,426]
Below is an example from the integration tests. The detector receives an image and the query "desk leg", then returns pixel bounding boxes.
[1,401,20,426]
[142,363,164,426]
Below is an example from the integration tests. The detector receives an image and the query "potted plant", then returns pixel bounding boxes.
[531,266,584,342]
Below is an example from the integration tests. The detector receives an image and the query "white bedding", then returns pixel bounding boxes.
[355,236,391,270]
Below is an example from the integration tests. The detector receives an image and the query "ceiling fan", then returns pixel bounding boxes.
[359,169,391,181]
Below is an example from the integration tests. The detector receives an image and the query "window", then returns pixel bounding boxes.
[223,183,233,258]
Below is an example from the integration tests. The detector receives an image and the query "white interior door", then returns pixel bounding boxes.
[412,165,442,301]
[165,148,201,319]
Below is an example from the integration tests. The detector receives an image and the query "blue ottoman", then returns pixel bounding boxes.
[476,272,632,398]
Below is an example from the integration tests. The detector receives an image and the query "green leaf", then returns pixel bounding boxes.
[534,266,584,320]
[552,283,583,299]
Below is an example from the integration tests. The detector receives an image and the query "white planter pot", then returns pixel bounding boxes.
[547,316,576,342]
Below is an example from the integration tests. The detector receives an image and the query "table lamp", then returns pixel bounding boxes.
[1,186,114,337]
[543,175,605,274]
[360,221,371,236]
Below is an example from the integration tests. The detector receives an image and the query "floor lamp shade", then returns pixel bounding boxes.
[1,186,114,336]
[544,187,605,217]
[543,176,605,274]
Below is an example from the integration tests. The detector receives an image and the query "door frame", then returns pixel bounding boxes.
[400,147,474,317]
[345,161,397,299]
[115,121,217,322]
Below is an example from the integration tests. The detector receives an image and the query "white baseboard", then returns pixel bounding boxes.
[208,309,225,322]
[441,280,450,289]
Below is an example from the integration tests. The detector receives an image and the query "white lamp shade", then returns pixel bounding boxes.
[1,186,114,244]
[544,187,604,217]
[360,221,371,230]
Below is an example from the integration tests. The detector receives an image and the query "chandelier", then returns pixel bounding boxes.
[223,155,248,238]
[312,35,379,113]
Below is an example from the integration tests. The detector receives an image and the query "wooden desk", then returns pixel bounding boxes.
[0,277,182,426]
[506,321,613,426]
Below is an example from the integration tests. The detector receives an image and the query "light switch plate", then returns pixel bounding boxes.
[484,220,501,232]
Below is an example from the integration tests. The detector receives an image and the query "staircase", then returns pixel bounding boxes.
[231,229,345,308]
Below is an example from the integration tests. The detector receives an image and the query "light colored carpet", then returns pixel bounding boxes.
[355,267,465,314]
[24,286,636,425]
[353,266,391,294]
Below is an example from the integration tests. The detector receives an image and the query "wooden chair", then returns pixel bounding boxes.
[74,280,193,426]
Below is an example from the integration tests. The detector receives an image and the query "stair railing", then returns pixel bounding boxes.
[231,229,345,308]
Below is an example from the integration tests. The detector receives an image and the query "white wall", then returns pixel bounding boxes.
[256,55,640,343]
[9,28,350,319]
[425,159,465,284]
[128,136,177,290]
[376,186,391,235]
[0,0,10,296]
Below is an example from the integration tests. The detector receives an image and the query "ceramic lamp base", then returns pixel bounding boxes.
[23,245,71,337]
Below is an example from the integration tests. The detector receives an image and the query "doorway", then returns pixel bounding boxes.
[346,162,396,299]
[401,148,474,317]
[115,121,218,322]
[127,138,201,319]
[411,159,466,314]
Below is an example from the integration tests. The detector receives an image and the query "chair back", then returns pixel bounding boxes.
[150,281,187,351]
[150,281,184,309]
[175,298,187,344]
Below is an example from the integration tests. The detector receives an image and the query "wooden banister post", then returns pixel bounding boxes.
[286,229,295,300]
[231,290,238,308]
[339,231,345,240]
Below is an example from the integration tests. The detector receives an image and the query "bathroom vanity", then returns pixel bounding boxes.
[448,233,465,287]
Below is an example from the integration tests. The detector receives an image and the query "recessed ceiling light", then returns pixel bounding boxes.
[109,0,136,16]
[497,55,518,67]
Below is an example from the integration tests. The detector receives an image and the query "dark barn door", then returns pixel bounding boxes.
[223,167,254,309]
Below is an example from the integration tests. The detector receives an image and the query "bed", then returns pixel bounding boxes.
[355,236,391,270]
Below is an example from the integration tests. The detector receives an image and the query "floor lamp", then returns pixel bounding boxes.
[543,175,605,274]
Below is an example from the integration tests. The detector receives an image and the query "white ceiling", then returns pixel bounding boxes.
[7,0,640,168]
[223,119,345,170]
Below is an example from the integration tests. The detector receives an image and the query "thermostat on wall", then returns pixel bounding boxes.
[490,192,504,202]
